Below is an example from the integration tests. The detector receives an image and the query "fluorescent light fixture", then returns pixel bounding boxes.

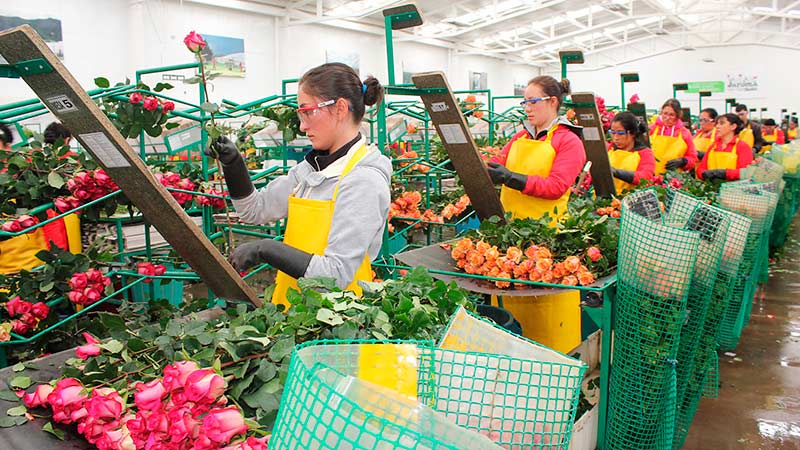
[752,6,776,13]
[444,0,530,26]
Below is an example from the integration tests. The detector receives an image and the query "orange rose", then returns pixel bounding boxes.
[495,272,511,289]
[484,246,500,262]
[535,258,553,272]
[552,262,567,279]
[541,271,555,283]
[464,263,479,274]
[467,250,485,267]
[563,256,581,274]
[506,246,523,263]
[456,259,467,269]
[456,238,474,251]
[524,245,540,260]
[451,247,466,260]
[611,198,621,209]
[476,240,491,253]
[514,259,534,278]
[577,270,595,285]
[529,268,543,282]
[536,247,552,260]
[561,275,578,286]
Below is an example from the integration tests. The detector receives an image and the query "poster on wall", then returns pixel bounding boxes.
[726,74,759,92]
[326,49,360,76]
[469,71,488,90]
[403,71,414,85]
[513,81,526,96]
[198,33,246,78]
[0,14,63,60]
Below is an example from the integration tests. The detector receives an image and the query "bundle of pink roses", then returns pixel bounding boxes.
[55,168,119,213]
[195,188,227,210]
[1,214,39,233]
[128,92,175,114]
[155,172,196,205]
[24,360,267,450]
[1,296,50,337]
[135,262,167,283]
[67,269,111,307]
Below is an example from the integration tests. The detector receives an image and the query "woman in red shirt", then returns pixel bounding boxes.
[608,111,655,194]
[695,113,754,182]
[650,99,698,176]
[487,75,585,221]
[693,108,718,160]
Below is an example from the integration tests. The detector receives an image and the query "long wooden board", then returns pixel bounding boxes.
[412,72,506,222]
[0,25,261,305]
[571,92,615,197]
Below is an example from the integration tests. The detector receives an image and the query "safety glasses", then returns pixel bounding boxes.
[297,99,336,121]
[608,130,629,135]
[519,97,553,107]
[699,118,714,123]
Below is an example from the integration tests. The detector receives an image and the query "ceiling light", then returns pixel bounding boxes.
[752,6,776,13]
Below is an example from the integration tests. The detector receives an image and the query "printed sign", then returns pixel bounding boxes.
[438,123,468,144]
[431,102,449,112]
[46,94,78,113]
[79,132,130,168]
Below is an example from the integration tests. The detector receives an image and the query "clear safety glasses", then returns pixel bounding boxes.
[297,99,336,122]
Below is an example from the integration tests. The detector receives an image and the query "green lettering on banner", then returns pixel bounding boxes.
[686,81,725,93]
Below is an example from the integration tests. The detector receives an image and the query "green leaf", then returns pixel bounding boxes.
[200,102,219,114]
[242,383,281,412]
[165,320,183,337]
[229,373,255,400]
[268,337,295,361]
[11,363,25,372]
[197,332,214,346]
[47,171,65,189]
[316,308,344,326]
[254,360,277,382]
[9,376,32,390]
[42,421,65,440]
[98,339,124,354]
[183,76,202,84]
[94,77,110,88]
[0,390,21,402]
[153,82,174,92]
[144,124,162,138]
[0,416,27,427]
[6,405,26,416]
[165,122,180,130]
[39,280,54,293]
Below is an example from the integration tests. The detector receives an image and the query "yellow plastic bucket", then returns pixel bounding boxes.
[491,290,581,353]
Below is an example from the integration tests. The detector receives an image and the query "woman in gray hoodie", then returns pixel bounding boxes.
[206,63,392,306]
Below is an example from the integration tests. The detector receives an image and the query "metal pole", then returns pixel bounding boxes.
[620,78,625,110]
[385,15,395,86]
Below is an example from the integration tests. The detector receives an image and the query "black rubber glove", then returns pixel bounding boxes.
[205,136,254,199]
[665,157,688,171]
[702,169,727,181]
[696,151,705,161]
[229,239,313,278]
[487,162,527,191]
[612,168,635,184]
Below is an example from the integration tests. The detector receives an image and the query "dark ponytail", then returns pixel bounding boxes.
[611,111,648,148]
[528,75,571,107]
[299,62,384,124]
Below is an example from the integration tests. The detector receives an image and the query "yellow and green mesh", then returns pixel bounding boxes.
[605,189,701,450]
[664,190,751,449]
[271,308,586,450]
[716,182,778,350]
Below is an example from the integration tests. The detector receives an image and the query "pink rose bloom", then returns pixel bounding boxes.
[96,423,135,450]
[82,287,103,305]
[12,320,32,335]
[669,177,683,189]
[199,406,247,444]
[47,378,88,424]
[85,387,124,422]
[23,384,54,408]
[54,197,71,212]
[184,31,207,53]
[184,368,226,404]
[73,171,92,186]
[222,436,270,450]
[93,169,113,187]
[31,302,50,320]
[5,296,31,317]
[129,92,143,104]
[133,379,167,411]
[166,405,201,442]
[69,273,89,290]
[17,215,37,229]
[629,94,640,104]
[162,101,175,112]
[162,360,200,392]
[587,246,603,263]
[67,290,85,305]
[87,269,105,284]
[142,97,159,112]
[2,220,22,232]
[76,332,102,360]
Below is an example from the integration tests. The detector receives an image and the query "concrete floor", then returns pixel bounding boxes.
[682,226,800,449]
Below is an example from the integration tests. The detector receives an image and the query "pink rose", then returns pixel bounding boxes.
[93,169,112,187]
[2,220,22,232]
[133,379,167,411]
[166,405,201,442]
[23,384,54,408]
[629,94,640,104]
[199,406,247,444]
[87,269,105,284]
[82,287,102,305]
[142,97,159,112]
[47,378,88,424]
[12,320,32,335]
[129,92,143,104]
[31,302,50,320]
[587,246,603,262]
[222,436,270,450]
[669,178,683,189]
[76,332,102,360]
[54,197,71,212]
[95,423,135,450]
[184,368,226,404]
[184,31,207,53]
[6,296,32,317]
[74,188,90,201]
[17,215,37,229]
[162,101,175,112]
[67,291,85,305]
[85,387,124,422]
[162,360,200,392]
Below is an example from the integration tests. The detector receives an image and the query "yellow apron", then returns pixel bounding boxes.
[788,128,797,141]
[651,125,688,176]
[608,148,641,194]
[738,125,754,148]
[272,145,373,307]
[706,138,739,171]
[693,129,716,154]
[499,126,569,221]
[761,130,777,154]
[493,125,580,354]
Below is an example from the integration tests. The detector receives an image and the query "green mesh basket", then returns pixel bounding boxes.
[769,174,799,250]
[605,189,701,450]
[270,307,586,450]
[716,182,778,350]
[664,190,751,449]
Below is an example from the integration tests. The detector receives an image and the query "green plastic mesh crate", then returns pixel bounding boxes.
[606,189,701,450]
[270,307,586,450]
[716,182,778,350]
[769,174,799,250]
[664,190,751,449]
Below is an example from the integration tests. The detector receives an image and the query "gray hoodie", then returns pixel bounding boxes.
[231,136,392,288]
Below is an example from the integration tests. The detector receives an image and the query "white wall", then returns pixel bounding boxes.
[549,45,799,120]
